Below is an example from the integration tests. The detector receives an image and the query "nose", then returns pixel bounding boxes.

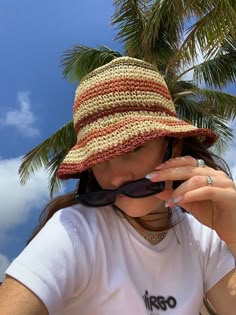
[108,157,134,188]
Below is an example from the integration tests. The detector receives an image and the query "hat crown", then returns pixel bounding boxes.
[73,57,176,134]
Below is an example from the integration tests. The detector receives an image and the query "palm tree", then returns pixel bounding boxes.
[19,0,236,197]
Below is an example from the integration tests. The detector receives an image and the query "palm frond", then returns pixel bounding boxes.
[196,88,236,120]
[114,0,194,70]
[61,45,122,82]
[176,87,236,121]
[176,96,233,154]
[168,80,198,100]
[205,117,233,154]
[180,0,236,60]
[144,1,235,75]
[19,121,76,196]
[193,36,236,88]
[112,0,148,59]
[47,151,68,197]
[145,18,180,71]
[145,0,187,49]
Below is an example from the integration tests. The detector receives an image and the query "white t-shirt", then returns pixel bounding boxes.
[6,205,235,315]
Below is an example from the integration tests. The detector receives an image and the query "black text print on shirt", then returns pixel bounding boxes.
[142,290,177,313]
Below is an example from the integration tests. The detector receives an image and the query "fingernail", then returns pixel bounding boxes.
[145,171,159,180]
[165,198,172,207]
[155,163,165,170]
[173,195,184,204]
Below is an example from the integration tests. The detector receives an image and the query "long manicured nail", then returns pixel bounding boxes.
[155,163,165,170]
[145,171,159,180]
[165,195,184,208]
[173,195,184,204]
[165,198,172,207]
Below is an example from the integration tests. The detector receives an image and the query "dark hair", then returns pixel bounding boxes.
[26,137,232,245]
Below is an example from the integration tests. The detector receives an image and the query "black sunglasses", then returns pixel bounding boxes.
[75,139,173,207]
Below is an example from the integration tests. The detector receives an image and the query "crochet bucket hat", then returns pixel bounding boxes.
[57,57,216,180]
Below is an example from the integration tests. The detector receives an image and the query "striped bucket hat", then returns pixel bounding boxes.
[57,57,216,179]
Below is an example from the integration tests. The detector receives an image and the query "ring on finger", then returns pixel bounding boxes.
[205,175,213,187]
[197,159,206,168]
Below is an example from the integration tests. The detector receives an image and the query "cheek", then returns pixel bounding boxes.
[137,157,159,175]
[149,152,164,170]
[91,167,107,189]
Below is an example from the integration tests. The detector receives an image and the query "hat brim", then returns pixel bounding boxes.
[57,115,216,180]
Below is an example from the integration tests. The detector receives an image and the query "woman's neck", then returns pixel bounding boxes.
[137,207,171,231]
[112,203,172,231]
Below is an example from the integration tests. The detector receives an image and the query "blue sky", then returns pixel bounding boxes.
[0,0,122,280]
[0,0,235,281]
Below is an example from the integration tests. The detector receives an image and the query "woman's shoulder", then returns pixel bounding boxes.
[52,204,116,225]
[49,204,119,239]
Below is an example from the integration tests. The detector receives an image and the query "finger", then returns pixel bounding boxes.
[175,186,236,205]
[171,175,233,199]
[155,189,173,201]
[147,166,217,182]
[155,156,200,170]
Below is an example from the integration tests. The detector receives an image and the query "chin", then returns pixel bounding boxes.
[114,197,157,217]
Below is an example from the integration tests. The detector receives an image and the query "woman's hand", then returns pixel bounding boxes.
[146,156,236,247]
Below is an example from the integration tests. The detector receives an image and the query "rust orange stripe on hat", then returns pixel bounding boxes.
[74,104,176,132]
[74,116,191,149]
[57,57,217,179]
[73,77,172,111]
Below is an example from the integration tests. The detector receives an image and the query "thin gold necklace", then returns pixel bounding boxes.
[112,205,171,245]
[125,215,168,245]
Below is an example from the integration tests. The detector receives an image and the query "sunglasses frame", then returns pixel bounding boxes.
[75,138,173,207]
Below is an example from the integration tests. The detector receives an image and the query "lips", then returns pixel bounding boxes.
[117,194,128,199]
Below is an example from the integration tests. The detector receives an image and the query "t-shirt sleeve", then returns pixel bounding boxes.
[201,225,235,294]
[5,207,93,315]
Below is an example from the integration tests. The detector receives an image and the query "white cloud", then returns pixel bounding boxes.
[0,157,66,280]
[0,254,10,282]
[1,91,39,137]
[0,157,49,234]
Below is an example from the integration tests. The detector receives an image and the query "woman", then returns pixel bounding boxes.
[0,57,235,315]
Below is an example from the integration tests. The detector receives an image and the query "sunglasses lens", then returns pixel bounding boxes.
[122,179,165,197]
[78,191,115,207]
[77,179,166,206]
